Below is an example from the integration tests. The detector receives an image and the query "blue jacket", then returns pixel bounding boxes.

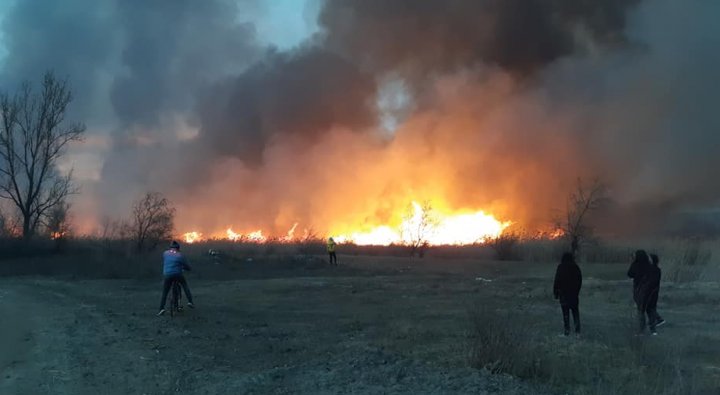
[162,249,191,276]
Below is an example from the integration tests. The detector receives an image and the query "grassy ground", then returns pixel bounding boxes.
[0,245,718,394]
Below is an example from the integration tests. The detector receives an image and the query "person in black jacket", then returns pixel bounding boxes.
[647,254,666,330]
[627,249,655,334]
[553,252,582,336]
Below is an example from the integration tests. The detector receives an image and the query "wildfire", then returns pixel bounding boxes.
[178,201,510,246]
[280,223,298,242]
[334,201,510,246]
[50,231,66,240]
[246,230,267,243]
[183,231,203,244]
[226,228,242,241]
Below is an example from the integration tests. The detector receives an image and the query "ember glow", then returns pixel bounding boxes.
[178,201,510,246]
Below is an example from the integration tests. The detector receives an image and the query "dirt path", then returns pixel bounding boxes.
[0,277,543,395]
[0,287,36,385]
[0,280,86,394]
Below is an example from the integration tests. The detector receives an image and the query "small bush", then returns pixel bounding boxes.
[488,232,522,261]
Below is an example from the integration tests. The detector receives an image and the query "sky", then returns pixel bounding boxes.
[0,0,320,182]
[1,0,719,239]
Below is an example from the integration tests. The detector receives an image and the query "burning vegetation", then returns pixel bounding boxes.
[180,201,511,246]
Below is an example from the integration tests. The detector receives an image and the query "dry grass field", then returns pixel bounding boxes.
[0,240,718,394]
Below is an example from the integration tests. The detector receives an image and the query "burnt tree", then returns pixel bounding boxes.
[555,178,607,256]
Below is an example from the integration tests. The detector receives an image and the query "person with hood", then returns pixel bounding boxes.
[647,254,666,329]
[627,249,656,334]
[327,237,338,266]
[553,252,583,336]
[157,241,194,316]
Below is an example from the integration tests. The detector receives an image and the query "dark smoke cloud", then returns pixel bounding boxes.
[0,0,118,124]
[0,0,264,218]
[2,0,719,238]
[1,0,260,129]
[197,46,377,164]
[110,0,259,128]
[319,0,641,76]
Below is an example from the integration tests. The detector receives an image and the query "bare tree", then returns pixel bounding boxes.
[131,192,175,252]
[45,201,71,251]
[555,178,607,256]
[45,201,71,239]
[0,72,85,240]
[401,201,437,258]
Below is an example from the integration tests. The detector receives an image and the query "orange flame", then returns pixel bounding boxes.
[246,230,266,243]
[50,231,66,240]
[280,222,298,242]
[183,231,203,244]
[226,228,242,241]
[179,201,511,246]
[334,201,510,246]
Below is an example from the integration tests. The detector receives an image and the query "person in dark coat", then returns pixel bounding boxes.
[627,250,655,334]
[647,254,665,329]
[553,252,582,336]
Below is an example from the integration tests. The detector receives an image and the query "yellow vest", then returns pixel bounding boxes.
[327,240,336,252]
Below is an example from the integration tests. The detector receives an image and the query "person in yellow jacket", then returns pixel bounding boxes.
[327,237,337,266]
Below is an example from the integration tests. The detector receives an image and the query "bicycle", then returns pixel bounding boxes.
[169,278,183,317]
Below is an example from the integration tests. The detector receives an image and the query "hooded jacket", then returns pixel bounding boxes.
[553,259,582,304]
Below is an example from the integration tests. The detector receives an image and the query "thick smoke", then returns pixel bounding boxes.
[1,0,719,238]
[196,46,378,165]
[319,0,640,76]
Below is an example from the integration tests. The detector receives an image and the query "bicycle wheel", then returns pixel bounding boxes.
[170,280,179,317]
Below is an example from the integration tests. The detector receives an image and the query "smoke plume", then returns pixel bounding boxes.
[1,0,718,238]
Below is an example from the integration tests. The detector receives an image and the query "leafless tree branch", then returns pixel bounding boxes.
[0,71,85,239]
[130,192,176,252]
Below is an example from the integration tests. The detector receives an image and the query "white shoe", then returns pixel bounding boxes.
[156,309,166,316]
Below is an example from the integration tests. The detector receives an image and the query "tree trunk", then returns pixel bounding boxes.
[22,215,32,241]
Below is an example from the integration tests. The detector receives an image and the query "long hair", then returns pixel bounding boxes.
[633,249,650,266]
[561,252,575,265]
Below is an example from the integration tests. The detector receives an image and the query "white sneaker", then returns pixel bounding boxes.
[655,319,666,327]
[187,302,194,309]
[156,309,166,316]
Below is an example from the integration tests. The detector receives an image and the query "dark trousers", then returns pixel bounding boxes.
[647,289,662,323]
[159,274,193,310]
[328,251,337,265]
[636,289,661,332]
[561,301,580,335]
[638,290,662,332]
[637,304,656,332]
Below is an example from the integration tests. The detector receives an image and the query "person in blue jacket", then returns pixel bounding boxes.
[157,241,194,316]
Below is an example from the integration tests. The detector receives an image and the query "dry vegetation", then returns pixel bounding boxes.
[0,237,718,394]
